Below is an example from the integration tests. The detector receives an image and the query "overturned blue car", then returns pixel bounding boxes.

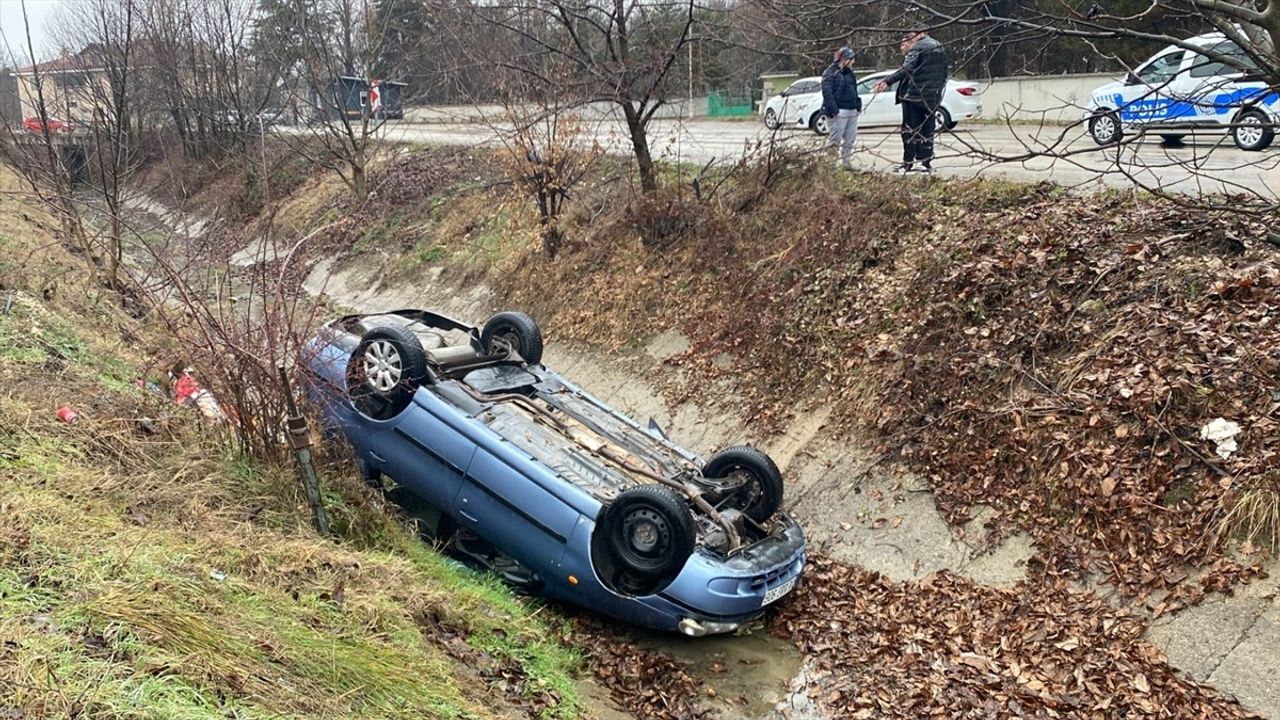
[303,309,805,635]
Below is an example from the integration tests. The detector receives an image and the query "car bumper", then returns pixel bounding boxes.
[646,514,807,632]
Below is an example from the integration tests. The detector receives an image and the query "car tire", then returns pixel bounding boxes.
[934,106,954,132]
[481,311,544,365]
[1089,110,1122,146]
[1232,110,1274,151]
[812,112,829,136]
[764,109,780,130]
[593,485,696,596]
[347,324,428,420]
[703,446,784,522]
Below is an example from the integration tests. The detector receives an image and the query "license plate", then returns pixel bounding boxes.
[762,577,796,606]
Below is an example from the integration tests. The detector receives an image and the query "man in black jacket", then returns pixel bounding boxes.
[875,27,948,173]
[821,47,862,170]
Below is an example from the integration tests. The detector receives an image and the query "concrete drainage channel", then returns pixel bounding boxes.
[297,254,1279,718]
[116,195,1279,718]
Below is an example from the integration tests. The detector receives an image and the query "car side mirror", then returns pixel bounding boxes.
[1124,72,1140,86]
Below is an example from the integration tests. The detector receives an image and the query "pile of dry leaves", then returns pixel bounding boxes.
[770,554,1260,719]
[569,620,709,720]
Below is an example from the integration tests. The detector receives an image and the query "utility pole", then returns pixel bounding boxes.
[687,38,694,120]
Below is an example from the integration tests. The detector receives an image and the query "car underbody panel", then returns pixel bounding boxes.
[308,310,806,631]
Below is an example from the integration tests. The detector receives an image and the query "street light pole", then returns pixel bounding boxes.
[687,39,694,120]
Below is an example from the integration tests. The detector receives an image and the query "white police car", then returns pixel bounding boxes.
[1084,32,1278,151]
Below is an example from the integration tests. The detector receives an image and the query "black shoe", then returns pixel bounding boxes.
[892,163,914,175]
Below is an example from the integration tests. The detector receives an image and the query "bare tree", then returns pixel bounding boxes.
[1,3,100,286]
[454,0,697,193]
[258,0,397,202]
[53,0,141,289]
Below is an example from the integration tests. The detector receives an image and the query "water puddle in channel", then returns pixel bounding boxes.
[629,628,804,718]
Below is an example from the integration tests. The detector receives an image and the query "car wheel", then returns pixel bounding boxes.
[934,107,954,132]
[1089,110,1122,146]
[346,324,428,420]
[812,112,829,136]
[703,446,784,522]
[593,485,695,596]
[481,311,544,364]
[1159,134,1186,146]
[1232,110,1274,151]
[764,108,780,130]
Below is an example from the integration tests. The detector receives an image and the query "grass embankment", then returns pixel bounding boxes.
[0,170,581,719]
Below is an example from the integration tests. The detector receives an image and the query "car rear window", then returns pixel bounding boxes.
[1189,41,1260,78]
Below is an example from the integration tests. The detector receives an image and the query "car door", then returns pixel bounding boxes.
[857,73,895,126]
[1115,49,1186,125]
[376,390,477,513]
[1179,40,1259,123]
[455,441,582,575]
[779,80,819,125]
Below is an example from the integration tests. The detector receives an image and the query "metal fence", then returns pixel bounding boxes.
[707,92,753,118]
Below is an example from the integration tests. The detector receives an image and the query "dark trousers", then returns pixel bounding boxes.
[900,99,937,165]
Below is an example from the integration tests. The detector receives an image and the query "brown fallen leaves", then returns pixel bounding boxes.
[569,620,710,720]
[502,169,1277,605]
[770,554,1262,720]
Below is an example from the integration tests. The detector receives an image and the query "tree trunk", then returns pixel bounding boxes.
[351,161,368,202]
[622,103,657,193]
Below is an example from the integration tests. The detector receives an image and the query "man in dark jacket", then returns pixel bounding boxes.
[875,28,948,173]
[821,47,863,170]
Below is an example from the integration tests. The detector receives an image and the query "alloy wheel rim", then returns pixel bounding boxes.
[1096,116,1115,140]
[363,340,403,392]
[1238,119,1263,146]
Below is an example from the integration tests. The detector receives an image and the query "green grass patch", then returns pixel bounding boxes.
[0,291,584,720]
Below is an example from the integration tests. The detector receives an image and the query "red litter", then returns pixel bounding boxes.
[57,406,79,425]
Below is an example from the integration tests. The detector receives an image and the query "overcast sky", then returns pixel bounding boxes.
[1,0,63,67]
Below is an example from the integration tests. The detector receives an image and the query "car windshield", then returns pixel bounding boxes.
[1136,50,1186,86]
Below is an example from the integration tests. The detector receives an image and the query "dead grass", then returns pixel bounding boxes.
[1215,475,1280,554]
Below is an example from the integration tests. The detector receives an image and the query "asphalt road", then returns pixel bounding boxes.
[375,117,1280,202]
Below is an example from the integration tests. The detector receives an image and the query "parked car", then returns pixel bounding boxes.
[303,309,806,635]
[1083,32,1278,151]
[22,116,71,134]
[257,108,286,127]
[763,70,982,135]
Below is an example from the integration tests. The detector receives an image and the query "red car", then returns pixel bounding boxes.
[22,116,72,134]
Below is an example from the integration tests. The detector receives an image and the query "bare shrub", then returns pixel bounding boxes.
[500,111,601,258]
[130,217,338,461]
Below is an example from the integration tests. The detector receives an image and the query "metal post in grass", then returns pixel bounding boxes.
[278,362,331,537]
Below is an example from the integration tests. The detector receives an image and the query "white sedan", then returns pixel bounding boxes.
[763,70,982,135]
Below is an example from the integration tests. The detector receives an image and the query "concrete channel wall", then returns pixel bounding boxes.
[402,73,1120,126]
[403,97,711,124]
[977,72,1120,124]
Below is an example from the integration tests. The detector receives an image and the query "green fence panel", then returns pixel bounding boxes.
[708,92,753,117]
